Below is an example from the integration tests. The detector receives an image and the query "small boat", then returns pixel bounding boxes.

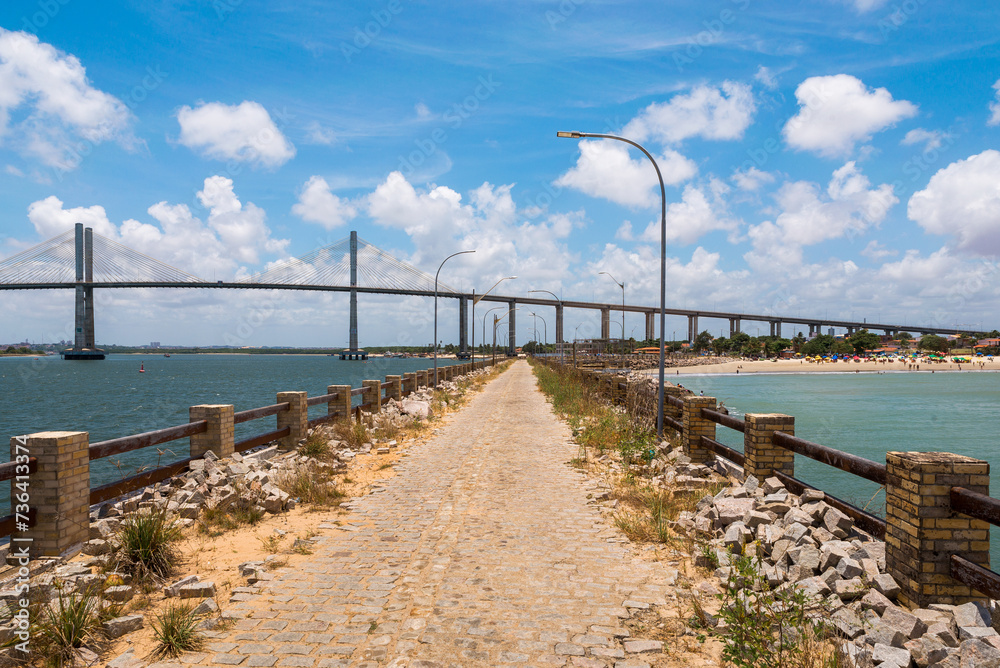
[164,353,171,358]
[139,363,145,373]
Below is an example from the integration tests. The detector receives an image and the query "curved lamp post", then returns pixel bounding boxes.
[435,249,475,388]
[493,306,522,363]
[528,311,548,352]
[472,276,516,370]
[560,130,667,438]
[529,289,562,365]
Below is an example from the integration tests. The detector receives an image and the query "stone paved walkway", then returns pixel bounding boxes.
[181,360,674,668]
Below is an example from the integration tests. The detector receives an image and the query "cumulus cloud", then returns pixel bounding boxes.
[783,75,917,158]
[745,162,897,266]
[25,176,289,277]
[640,179,738,245]
[731,166,775,191]
[754,66,778,90]
[553,140,697,208]
[0,29,134,170]
[292,176,357,229]
[988,79,1000,127]
[860,240,897,261]
[623,81,756,144]
[176,101,295,168]
[908,150,1000,256]
[305,121,337,145]
[901,128,946,152]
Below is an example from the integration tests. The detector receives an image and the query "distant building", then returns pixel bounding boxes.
[828,328,835,336]
[151,341,160,349]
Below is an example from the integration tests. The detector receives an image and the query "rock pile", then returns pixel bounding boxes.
[683,469,1000,667]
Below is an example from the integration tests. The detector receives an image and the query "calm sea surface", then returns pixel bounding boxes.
[0,354,461,489]
[670,369,1000,562]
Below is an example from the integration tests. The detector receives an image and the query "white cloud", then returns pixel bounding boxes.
[176,101,295,168]
[988,79,1000,127]
[25,176,289,277]
[844,0,890,12]
[615,221,634,241]
[901,128,945,152]
[640,180,738,245]
[623,81,756,144]
[908,150,1000,256]
[305,121,337,145]
[745,162,897,266]
[5,164,23,176]
[0,29,133,170]
[754,66,778,90]
[292,176,357,230]
[415,102,431,119]
[553,140,697,208]
[783,75,917,158]
[860,240,897,261]
[731,166,775,191]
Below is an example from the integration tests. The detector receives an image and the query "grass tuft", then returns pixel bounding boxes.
[276,462,345,506]
[151,602,204,658]
[109,507,182,585]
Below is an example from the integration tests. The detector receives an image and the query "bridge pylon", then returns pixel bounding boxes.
[63,224,105,360]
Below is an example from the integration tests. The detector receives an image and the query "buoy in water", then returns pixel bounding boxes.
[139,363,145,373]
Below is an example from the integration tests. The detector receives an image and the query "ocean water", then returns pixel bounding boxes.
[0,353,462,489]
[669,369,1000,562]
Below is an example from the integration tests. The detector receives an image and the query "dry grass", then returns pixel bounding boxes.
[275,461,345,507]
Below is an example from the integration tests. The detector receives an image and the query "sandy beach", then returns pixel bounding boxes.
[652,356,1000,376]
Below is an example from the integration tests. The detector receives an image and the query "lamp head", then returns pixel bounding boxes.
[556,131,583,138]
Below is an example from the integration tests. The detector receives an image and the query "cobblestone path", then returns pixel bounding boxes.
[184,361,674,668]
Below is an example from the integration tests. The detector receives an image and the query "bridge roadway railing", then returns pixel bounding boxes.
[7,358,498,558]
[535,357,1000,610]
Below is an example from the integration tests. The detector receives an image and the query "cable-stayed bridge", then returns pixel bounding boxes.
[0,224,981,359]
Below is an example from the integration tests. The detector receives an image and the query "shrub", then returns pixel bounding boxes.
[110,507,182,584]
[31,589,104,667]
[276,462,345,506]
[151,603,204,657]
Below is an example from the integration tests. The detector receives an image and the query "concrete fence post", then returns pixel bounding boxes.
[681,395,716,464]
[362,380,382,413]
[385,375,403,403]
[743,414,795,481]
[189,404,235,460]
[402,373,417,397]
[328,385,352,421]
[276,391,308,450]
[12,432,89,557]
[886,452,991,608]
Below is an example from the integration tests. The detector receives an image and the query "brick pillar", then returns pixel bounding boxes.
[417,370,429,389]
[189,404,234,459]
[402,373,417,397]
[276,391,307,450]
[362,380,382,413]
[744,414,795,480]
[385,376,402,403]
[328,385,352,421]
[681,395,715,464]
[12,432,89,557]
[886,452,991,608]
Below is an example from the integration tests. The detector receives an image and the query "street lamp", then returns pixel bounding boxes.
[599,270,625,356]
[561,130,668,438]
[529,289,562,365]
[493,306,522,363]
[529,311,548,351]
[472,276,516,370]
[435,249,475,388]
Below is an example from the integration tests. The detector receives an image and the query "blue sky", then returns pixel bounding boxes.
[1,0,999,347]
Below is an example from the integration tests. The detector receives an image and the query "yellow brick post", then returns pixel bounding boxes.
[12,432,90,558]
[276,391,307,450]
[402,373,417,397]
[328,385,352,421]
[385,376,403,403]
[886,451,990,608]
[681,395,716,464]
[362,380,382,413]
[417,370,429,389]
[744,414,795,480]
[189,404,234,460]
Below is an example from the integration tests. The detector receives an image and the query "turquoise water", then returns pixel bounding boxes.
[0,354,461,489]
[670,370,1000,561]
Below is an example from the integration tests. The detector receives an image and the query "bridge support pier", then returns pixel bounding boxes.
[645,312,655,342]
[687,315,698,343]
[508,300,516,355]
[63,224,104,360]
[555,304,564,344]
[459,296,468,354]
[601,308,610,340]
[730,317,740,337]
[349,231,359,352]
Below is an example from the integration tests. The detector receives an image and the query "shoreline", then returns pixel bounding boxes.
[644,357,999,376]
